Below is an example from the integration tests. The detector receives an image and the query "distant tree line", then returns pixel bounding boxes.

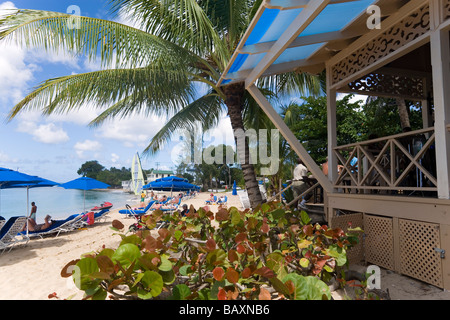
[77,160,131,187]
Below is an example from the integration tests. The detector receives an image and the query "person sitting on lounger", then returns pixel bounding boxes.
[28,214,52,232]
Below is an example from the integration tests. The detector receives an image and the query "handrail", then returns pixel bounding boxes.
[333,127,437,194]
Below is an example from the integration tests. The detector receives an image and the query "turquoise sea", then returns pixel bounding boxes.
[0,187,139,223]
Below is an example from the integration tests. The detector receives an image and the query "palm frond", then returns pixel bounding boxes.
[108,0,229,68]
[144,92,224,155]
[6,65,195,121]
[0,8,200,70]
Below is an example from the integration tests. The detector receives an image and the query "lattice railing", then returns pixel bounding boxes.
[333,128,437,194]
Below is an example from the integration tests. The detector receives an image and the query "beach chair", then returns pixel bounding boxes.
[160,197,182,212]
[22,213,85,239]
[94,208,110,223]
[119,200,157,217]
[0,216,28,253]
[205,196,217,205]
[0,219,6,234]
[217,196,228,208]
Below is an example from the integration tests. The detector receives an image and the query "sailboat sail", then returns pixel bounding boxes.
[131,152,145,195]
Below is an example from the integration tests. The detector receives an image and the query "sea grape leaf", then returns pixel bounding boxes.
[112,243,141,267]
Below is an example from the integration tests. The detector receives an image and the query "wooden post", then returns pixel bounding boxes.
[247,84,333,193]
[430,27,450,199]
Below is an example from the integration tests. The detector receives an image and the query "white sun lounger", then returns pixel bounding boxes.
[0,216,29,254]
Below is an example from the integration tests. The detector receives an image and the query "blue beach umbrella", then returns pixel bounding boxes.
[143,176,200,193]
[232,180,237,195]
[60,177,110,213]
[0,168,58,236]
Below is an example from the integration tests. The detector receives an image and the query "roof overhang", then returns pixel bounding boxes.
[217,0,408,88]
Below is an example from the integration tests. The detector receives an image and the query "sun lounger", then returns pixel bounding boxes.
[20,213,84,239]
[0,216,28,253]
[0,219,6,234]
[119,200,156,217]
[205,196,217,205]
[217,196,228,207]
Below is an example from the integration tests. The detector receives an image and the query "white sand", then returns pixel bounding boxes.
[1,191,449,300]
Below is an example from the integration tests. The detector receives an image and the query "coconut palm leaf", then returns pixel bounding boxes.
[0,8,200,70]
[6,64,196,121]
[144,91,224,154]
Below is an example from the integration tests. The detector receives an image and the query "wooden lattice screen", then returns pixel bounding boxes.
[364,214,395,270]
[399,219,443,288]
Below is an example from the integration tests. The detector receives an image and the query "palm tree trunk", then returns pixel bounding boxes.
[396,98,411,130]
[223,83,264,208]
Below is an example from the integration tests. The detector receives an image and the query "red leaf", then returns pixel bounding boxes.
[213,267,225,281]
[313,259,327,275]
[226,267,240,284]
[255,267,275,278]
[236,244,246,254]
[228,249,239,262]
[206,238,216,252]
[259,288,271,300]
[284,280,295,295]
[242,267,252,278]
[216,209,230,221]
[303,225,313,236]
[218,288,227,300]
[261,222,269,233]
[235,232,247,244]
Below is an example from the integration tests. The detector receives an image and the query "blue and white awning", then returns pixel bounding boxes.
[218,0,382,87]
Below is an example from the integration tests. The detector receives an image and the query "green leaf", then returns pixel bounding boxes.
[282,274,331,300]
[120,234,142,246]
[325,245,347,266]
[266,252,288,279]
[158,255,173,272]
[75,257,100,291]
[231,208,241,226]
[300,211,311,225]
[271,208,285,220]
[172,284,191,300]
[206,249,227,266]
[139,271,164,298]
[174,230,183,241]
[179,265,193,276]
[112,243,141,267]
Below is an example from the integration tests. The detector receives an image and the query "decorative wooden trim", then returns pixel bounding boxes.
[341,70,427,101]
[331,4,431,86]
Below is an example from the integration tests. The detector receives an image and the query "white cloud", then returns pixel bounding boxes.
[74,139,102,158]
[0,42,36,105]
[97,113,167,148]
[111,153,119,163]
[16,120,69,144]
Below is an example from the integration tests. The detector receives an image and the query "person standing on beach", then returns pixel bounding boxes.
[140,191,147,207]
[22,201,37,231]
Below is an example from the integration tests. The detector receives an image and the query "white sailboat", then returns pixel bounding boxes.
[131,152,145,195]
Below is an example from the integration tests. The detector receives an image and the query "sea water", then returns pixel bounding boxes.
[0,187,139,222]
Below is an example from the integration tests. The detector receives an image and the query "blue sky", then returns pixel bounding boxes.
[0,0,235,182]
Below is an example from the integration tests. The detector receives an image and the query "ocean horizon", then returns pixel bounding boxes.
[0,187,139,222]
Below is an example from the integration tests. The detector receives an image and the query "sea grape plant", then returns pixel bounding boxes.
[61,202,361,300]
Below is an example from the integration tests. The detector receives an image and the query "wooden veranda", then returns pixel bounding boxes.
[219,0,450,289]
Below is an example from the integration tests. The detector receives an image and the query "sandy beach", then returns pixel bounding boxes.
[0,191,449,300]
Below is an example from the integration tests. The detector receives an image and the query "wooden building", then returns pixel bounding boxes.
[218,0,450,289]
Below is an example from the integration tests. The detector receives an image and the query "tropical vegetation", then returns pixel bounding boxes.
[60,202,364,300]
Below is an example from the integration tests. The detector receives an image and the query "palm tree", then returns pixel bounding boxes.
[0,0,322,209]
